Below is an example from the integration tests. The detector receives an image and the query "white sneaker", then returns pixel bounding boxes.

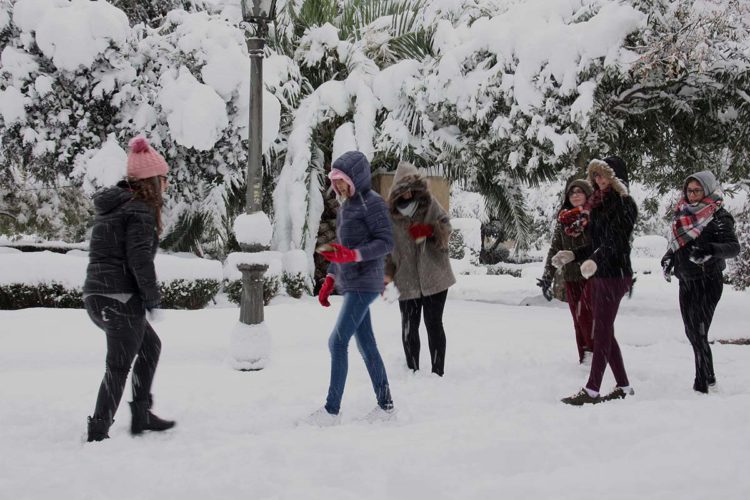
[301,407,341,427]
[362,406,397,423]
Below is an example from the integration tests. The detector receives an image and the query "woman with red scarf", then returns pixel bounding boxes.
[540,179,594,364]
[554,156,638,405]
[661,170,740,393]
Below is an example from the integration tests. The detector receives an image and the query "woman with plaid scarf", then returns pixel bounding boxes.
[661,170,740,393]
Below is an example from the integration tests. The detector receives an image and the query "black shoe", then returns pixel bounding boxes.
[602,386,634,401]
[707,376,716,387]
[130,396,176,435]
[693,380,709,394]
[561,388,601,406]
[87,416,112,442]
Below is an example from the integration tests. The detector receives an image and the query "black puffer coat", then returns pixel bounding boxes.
[669,208,740,281]
[83,182,160,308]
[574,189,638,279]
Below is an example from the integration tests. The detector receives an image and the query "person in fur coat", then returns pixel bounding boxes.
[385,162,456,376]
[661,170,740,393]
[554,156,638,405]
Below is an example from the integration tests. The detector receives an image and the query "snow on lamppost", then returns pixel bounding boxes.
[229,0,278,371]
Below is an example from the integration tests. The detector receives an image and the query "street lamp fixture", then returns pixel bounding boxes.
[241,0,277,35]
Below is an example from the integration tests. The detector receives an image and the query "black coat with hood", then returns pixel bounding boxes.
[83,181,161,309]
[665,171,740,282]
[573,157,638,279]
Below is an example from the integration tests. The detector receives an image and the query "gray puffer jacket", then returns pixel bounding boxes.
[385,162,455,301]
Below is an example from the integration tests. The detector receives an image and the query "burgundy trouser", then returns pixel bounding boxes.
[565,281,594,362]
[585,277,632,393]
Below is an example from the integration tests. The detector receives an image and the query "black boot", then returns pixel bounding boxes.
[87,416,112,442]
[129,395,175,435]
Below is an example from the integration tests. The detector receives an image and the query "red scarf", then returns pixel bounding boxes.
[558,206,587,237]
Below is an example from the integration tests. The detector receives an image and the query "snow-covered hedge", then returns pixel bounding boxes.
[0,250,222,309]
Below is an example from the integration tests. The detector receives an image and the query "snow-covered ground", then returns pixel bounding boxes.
[2,260,750,499]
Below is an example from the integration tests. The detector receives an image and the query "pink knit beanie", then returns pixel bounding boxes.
[126,136,169,180]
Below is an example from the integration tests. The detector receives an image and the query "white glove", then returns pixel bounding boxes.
[551,250,575,269]
[580,259,597,279]
[382,281,400,304]
[146,308,165,323]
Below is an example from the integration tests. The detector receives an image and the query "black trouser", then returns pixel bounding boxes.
[85,295,162,421]
[679,275,723,389]
[399,290,448,376]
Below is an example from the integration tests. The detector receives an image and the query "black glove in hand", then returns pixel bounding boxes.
[536,277,553,302]
[660,254,673,282]
[689,244,712,264]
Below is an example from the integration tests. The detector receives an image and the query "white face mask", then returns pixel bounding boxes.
[396,199,418,217]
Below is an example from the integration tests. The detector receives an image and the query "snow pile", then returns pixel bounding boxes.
[14,0,129,72]
[228,321,271,371]
[158,67,229,151]
[75,134,127,194]
[233,212,273,248]
[0,251,222,288]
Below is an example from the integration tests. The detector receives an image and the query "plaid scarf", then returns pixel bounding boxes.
[669,191,723,251]
[558,206,588,237]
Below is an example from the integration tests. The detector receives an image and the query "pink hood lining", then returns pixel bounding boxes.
[328,168,356,197]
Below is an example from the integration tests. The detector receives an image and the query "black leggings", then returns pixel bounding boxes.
[85,295,162,421]
[399,290,448,376]
[679,275,723,387]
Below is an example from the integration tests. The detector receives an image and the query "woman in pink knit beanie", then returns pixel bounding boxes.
[82,136,175,442]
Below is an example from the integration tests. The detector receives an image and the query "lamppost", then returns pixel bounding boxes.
[242,0,276,218]
[228,0,277,371]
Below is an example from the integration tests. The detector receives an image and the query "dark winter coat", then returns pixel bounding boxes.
[384,162,455,300]
[543,179,593,283]
[544,223,591,283]
[574,162,638,278]
[83,182,160,308]
[328,152,394,294]
[667,207,739,281]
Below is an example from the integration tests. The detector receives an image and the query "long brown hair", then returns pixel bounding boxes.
[127,176,164,234]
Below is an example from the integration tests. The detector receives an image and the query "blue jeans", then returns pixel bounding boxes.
[325,292,393,414]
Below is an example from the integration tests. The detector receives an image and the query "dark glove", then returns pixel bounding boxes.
[318,275,335,307]
[536,277,553,302]
[689,243,712,264]
[660,254,673,282]
[628,277,637,299]
[408,223,434,240]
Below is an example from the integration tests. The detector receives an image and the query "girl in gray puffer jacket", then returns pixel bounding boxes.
[385,162,455,376]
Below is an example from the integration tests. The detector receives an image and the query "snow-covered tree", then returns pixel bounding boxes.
[269,0,433,256]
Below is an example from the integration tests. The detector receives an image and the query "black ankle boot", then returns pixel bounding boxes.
[87,416,112,442]
[129,395,175,435]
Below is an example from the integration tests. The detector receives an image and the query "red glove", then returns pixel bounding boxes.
[319,243,359,263]
[408,223,434,240]
[318,275,335,307]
